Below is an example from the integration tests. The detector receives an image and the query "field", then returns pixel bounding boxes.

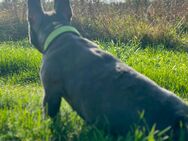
[0,40,188,141]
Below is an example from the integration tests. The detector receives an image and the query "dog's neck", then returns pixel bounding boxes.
[44,25,80,52]
[39,24,81,53]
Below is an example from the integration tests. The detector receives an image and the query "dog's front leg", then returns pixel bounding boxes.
[43,87,62,118]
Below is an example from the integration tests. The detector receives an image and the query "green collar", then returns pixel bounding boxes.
[44,25,81,51]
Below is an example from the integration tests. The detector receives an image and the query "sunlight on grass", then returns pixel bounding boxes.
[0,40,188,140]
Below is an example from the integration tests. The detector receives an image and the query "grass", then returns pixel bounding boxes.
[0,40,41,84]
[0,40,188,141]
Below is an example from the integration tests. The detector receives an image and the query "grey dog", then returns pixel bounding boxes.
[27,0,188,139]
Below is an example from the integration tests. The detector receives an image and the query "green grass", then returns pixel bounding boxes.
[0,40,41,84]
[0,40,188,141]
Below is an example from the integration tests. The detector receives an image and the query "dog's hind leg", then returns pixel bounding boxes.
[43,87,62,118]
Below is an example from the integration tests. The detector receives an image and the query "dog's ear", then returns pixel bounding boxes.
[54,0,72,22]
[27,0,44,24]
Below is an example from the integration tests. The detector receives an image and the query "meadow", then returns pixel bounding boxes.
[0,40,188,141]
[0,1,187,140]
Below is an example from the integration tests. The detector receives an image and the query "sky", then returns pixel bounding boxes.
[0,0,124,3]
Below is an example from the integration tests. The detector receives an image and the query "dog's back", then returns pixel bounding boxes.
[42,32,188,136]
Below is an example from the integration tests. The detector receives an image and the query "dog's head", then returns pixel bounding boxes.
[27,0,72,53]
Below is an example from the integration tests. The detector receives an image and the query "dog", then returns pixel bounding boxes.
[27,0,188,139]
